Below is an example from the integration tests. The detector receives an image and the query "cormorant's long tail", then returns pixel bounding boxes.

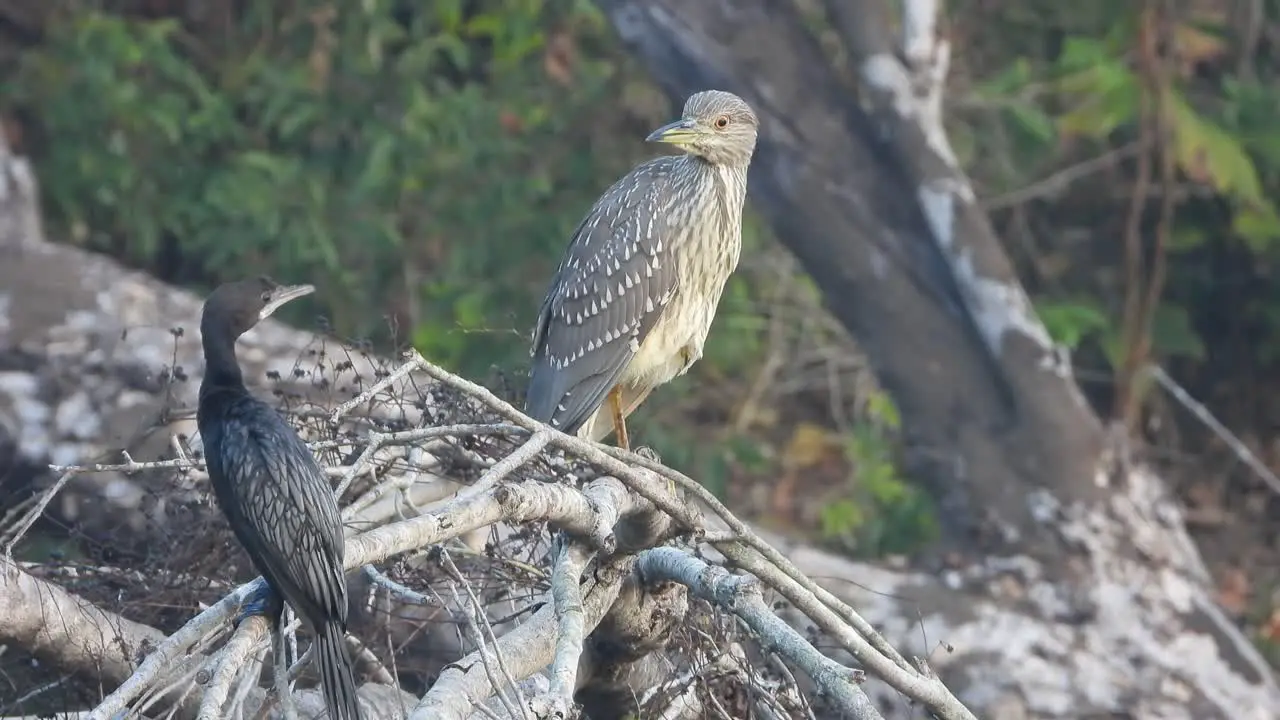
[315,622,361,720]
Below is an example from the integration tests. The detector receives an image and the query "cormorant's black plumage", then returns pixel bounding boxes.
[196,277,361,720]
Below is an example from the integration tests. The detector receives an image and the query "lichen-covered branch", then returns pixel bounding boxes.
[637,547,883,720]
[0,556,169,700]
[545,538,592,712]
[195,615,269,720]
[573,559,689,720]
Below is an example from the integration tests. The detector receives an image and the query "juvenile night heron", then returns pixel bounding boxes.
[526,90,759,449]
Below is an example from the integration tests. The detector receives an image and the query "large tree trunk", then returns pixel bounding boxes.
[595,0,1280,717]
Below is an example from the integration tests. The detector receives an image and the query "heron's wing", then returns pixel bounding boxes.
[217,401,348,625]
[526,158,680,434]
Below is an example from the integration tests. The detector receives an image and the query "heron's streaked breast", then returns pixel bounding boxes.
[620,158,748,390]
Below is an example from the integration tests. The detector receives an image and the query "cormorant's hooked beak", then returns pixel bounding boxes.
[259,284,315,321]
[645,118,700,147]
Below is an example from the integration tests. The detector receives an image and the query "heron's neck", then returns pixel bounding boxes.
[678,155,748,207]
[672,156,747,271]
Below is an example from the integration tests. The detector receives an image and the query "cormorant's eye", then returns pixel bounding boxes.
[261,292,272,303]
[714,115,730,129]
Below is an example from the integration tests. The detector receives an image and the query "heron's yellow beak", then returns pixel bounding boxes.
[645,119,700,147]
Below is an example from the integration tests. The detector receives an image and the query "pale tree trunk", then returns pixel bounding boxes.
[594,0,1280,717]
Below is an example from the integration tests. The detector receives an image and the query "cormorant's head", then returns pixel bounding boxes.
[201,276,316,340]
[645,89,758,168]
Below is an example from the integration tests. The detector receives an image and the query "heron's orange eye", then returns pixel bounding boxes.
[714,115,730,129]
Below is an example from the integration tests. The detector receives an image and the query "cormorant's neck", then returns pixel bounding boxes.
[200,319,246,393]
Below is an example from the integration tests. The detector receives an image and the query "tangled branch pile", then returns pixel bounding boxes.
[3,342,974,719]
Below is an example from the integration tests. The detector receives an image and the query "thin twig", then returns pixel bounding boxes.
[362,564,433,606]
[3,471,77,560]
[439,550,531,720]
[981,142,1144,211]
[330,353,427,422]
[277,629,300,720]
[1147,365,1280,498]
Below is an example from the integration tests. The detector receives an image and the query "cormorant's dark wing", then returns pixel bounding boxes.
[217,401,348,626]
[525,158,682,434]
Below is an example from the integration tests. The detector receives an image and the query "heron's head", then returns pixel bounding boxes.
[645,90,758,167]
[201,276,316,340]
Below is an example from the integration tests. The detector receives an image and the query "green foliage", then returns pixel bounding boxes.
[1165,93,1280,252]
[970,5,1280,375]
[2,2,640,375]
[1146,305,1205,361]
[6,0,781,393]
[819,391,937,557]
[1037,298,1204,365]
[1257,633,1280,671]
[1053,38,1142,140]
[1036,298,1110,350]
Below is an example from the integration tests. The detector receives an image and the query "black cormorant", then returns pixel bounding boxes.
[196,277,361,720]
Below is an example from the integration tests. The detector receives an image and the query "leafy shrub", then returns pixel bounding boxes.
[5,1,639,376]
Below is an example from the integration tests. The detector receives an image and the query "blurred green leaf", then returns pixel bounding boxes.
[1007,103,1058,144]
[820,499,866,540]
[975,57,1034,96]
[1055,70,1139,138]
[1150,304,1205,361]
[865,390,901,431]
[1167,225,1208,252]
[1035,299,1110,349]
[1167,93,1267,204]
[1233,205,1280,252]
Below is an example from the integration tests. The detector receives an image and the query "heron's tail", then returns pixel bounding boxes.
[315,622,361,720]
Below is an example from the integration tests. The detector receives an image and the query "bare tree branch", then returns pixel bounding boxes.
[412,562,625,720]
[544,539,591,712]
[0,556,169,702]
[195,615,269,720]
[636,547,885,720]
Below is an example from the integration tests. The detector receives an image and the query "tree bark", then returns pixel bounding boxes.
[594,0,1280,717]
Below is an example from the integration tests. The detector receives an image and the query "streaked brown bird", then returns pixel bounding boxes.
[525,90,759,449]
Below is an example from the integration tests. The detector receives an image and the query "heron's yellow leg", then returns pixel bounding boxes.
[608,386,630,451]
